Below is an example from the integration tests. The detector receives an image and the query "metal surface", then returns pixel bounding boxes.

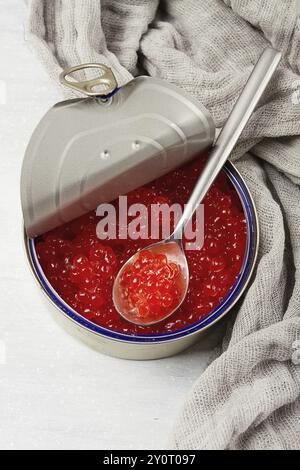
[21,75,215,238]
[59,63,118,97]
[23,162,259,360]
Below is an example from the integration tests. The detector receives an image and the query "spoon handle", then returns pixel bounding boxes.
[172,47,281,241]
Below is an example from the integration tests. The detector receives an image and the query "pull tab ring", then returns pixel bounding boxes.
[59,63,118,97]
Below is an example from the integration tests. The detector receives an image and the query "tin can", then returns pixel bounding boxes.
[23,161,258,360]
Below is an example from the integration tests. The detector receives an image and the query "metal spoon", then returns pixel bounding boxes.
[113,48,281,326]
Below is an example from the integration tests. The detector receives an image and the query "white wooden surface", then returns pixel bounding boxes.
[0,1,224,450]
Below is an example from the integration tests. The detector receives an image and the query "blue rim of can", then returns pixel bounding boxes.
[27,161,258,344]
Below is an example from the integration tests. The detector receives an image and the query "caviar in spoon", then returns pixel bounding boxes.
[114,248,188,325]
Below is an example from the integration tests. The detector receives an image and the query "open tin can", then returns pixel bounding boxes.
[21,65,259,360]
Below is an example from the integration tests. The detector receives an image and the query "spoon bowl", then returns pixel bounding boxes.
[113,240,189,326]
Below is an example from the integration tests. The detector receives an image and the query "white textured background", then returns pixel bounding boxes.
[0,0,223,450]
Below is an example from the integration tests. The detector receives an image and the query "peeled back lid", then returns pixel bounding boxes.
[21,72,215,238]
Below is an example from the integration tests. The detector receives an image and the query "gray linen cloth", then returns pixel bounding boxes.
[26,0,300,450]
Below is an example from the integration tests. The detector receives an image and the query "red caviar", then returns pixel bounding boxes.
[35,154,247,335]
[117,250,186,324]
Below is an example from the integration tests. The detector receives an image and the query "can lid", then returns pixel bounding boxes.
[21,65,215,238]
